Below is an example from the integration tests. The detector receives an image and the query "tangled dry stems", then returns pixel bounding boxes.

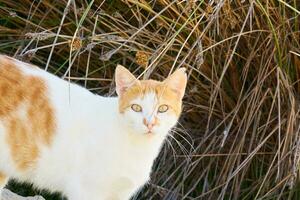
[0,0,300,199]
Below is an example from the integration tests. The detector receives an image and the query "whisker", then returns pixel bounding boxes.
[168,133,189,158]
[171,129,194,152]
[165,137,177,163]
[176,121,194,141]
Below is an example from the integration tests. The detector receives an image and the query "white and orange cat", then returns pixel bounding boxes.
[0,55,187,200]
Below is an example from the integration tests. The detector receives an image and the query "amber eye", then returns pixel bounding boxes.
[131,104,142,112]
[158,105,169,113]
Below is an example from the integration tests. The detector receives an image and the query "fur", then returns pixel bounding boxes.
[0,55,187,200]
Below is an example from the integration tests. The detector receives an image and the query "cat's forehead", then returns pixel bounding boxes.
[132,90,157,105]
[136,80,161,93]
[123,79,167,100]
[119,79,181,114]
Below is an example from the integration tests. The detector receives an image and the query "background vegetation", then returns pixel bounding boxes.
[0,0,300,199]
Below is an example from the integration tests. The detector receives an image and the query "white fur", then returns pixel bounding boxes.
[0,56,180,200]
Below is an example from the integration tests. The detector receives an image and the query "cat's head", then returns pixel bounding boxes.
[115,65,187,137]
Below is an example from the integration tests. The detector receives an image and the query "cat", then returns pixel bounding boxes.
[0,54,187,200]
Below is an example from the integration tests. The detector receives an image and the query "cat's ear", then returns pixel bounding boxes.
[115,65,137,96]
[164,68,187,99]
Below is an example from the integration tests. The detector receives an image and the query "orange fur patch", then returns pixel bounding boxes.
[0,172,7,186]
[0,56,55,170]
[119,80,182,116]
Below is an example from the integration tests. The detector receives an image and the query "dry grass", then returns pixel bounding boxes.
[0,0,300,199]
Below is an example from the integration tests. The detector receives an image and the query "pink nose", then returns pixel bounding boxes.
[143,118,155,130]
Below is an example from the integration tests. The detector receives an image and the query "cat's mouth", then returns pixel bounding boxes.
[146,130,154,135]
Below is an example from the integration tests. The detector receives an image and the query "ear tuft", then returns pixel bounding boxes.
[164,68,187,99]
[115,65,137,96]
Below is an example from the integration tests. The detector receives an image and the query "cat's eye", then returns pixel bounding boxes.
[131,104,142,112]
[158,105,169,113]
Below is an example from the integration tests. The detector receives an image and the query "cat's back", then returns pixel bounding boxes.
[0,55,57,127]
[0,55,98,173]
[0,55,57,174]
[0,54,98,112]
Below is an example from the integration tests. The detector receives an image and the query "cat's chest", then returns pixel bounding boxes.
[113,145,153,176]
[83,151,151,195]
[107,164,150,197]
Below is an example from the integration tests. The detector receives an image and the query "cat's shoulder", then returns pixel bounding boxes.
[0,54,40,71]
[0,54,98,99]
[0,54,60,85]
[0,55,44,81]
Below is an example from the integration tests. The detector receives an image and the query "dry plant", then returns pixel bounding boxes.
[0,0,300,199]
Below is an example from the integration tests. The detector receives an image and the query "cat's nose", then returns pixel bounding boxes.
[143,118,155,131]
